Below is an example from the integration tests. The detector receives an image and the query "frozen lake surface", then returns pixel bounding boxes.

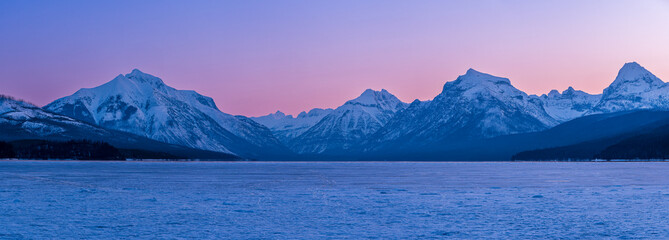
[2,161,669,239]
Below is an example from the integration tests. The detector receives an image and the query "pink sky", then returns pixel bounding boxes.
[1,0,668,116]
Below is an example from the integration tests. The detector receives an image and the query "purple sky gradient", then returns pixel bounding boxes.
[1,0,668,116]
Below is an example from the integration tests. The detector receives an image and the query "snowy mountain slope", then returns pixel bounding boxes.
[251,108,333,143]
[539,87,601,122]
[1,95,90,138]
[590,62,669,113]
[366,69,559,151]
[43,69,288,158]
[0,95,238,159]
[290,89,408,154]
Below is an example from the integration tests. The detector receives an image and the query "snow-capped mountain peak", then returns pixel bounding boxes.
[94,69,169,96]
[614,62,661,84]
[563,86,576,95]
[289,89,408,154]
[441,69,527,104]
[345,89,406,112]
[366,68,558,151]
[44,69,287,158]
[547,89,561,98]
[124,68,168,88]
[591,62,668,113]
[453,68,512,87]
[604,62,664,97]
[347,89,378,103]
[129,68,148,76]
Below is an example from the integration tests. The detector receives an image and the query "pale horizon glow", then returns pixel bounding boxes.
[1,0,668,117]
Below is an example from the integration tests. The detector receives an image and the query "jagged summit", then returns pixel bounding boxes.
[362,88,377,94]
[544,87,587,99]
[614,62,662,84]
[125,68,167,87]
[346,89,397,106]
[561,86,589,96]
[604,62,664,97]
[344,88,406,110]
[453,68,512,86]
[563,86,576,94]
[543,87,596,99]
[590,62,668,113]
[297,108,333,118]
[267,110,288,118]
[438,68,518,101]
[347,89,377,103]
[615,62,653,79]
[440,68,525,103]
[540,86,601,123]
[129,68,145,75]
[125,68,153,78]
[90,69,170,100]
[547,89,561,98]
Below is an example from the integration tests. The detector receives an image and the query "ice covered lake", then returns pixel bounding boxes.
[2,161,669,239]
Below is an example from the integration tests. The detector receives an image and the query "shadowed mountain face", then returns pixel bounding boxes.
[43,70,289,159]
[363,110,669,161]
[0,96,238,159]
[364,69,558,153]
[596,124,669,160]
[288,89,408,154]
[512,111,669,161]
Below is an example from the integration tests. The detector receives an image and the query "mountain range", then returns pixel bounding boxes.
[2,62,668,160]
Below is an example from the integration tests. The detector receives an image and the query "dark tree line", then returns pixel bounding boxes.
[513,123,669,161]
[0,140,123,160]
[0,139,179,160]
[0,141,14,158]
[595,128,669,160]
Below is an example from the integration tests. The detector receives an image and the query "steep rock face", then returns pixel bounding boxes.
[367,69,558,151]
[44,69,288,158]
[540,87,601,122]
[290,89,407,154]
[251,108,333,143]
[591,62,669,113]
